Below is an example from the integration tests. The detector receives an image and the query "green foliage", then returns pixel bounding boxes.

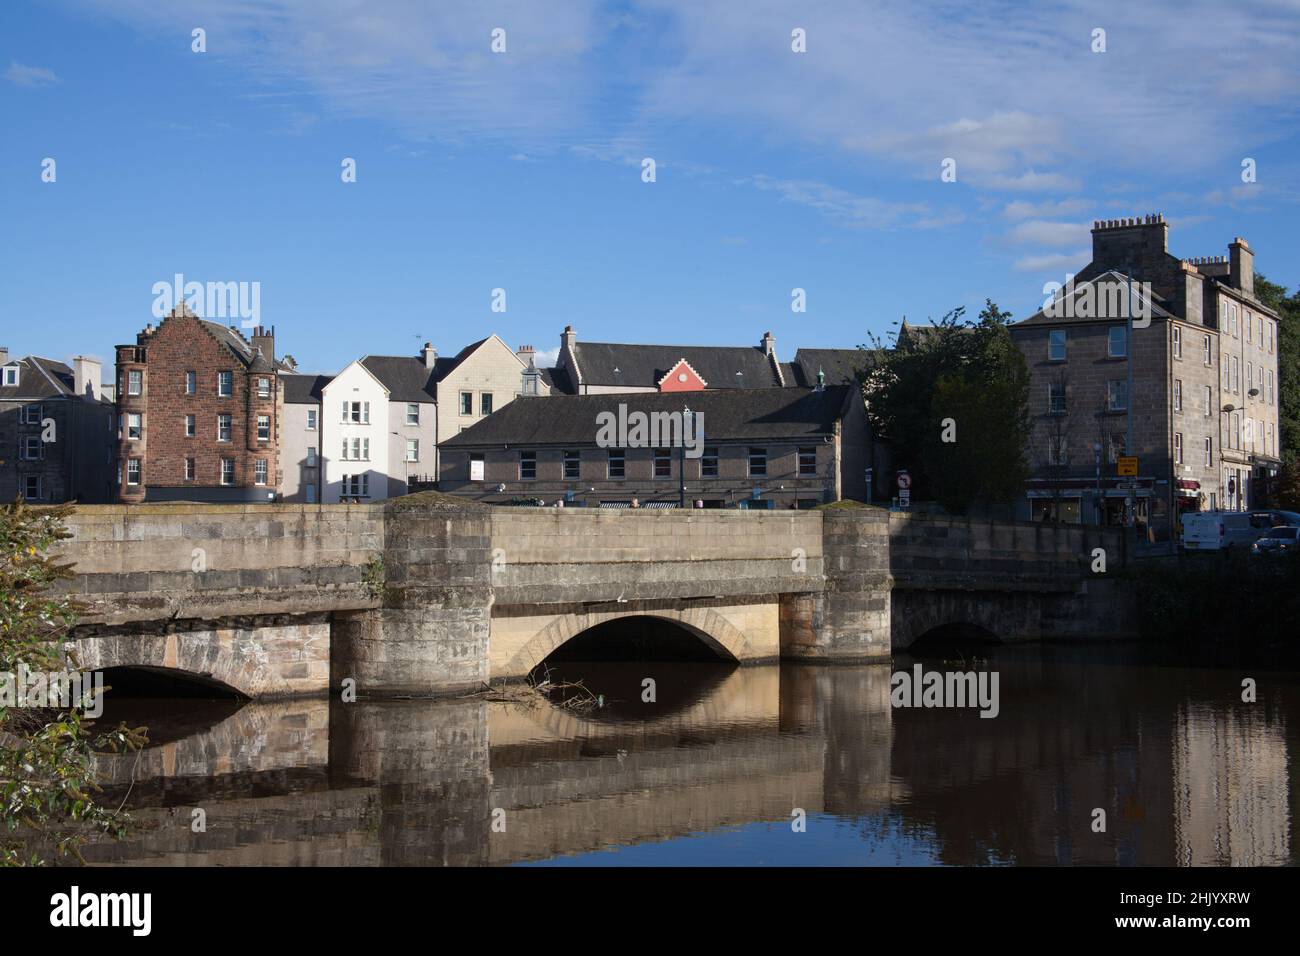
[0,499,145,866]
[1255,273,1300,465]
[862,300,1030,514]
[362,556,387,600]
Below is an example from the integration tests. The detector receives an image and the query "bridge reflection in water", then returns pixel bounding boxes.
[70,650,1298,867]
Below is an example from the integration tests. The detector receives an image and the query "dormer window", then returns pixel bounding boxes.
[2,365,18,387]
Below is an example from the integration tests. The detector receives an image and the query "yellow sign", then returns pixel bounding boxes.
[1117,456,1139,477]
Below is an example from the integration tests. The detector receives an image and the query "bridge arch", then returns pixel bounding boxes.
[501,606,752,678]
[890,589,1049,652]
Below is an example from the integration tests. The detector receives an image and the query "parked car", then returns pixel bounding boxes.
[1252,526,1300,557]
[1181,510,1297,552]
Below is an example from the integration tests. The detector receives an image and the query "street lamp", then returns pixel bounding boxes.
[680,404,692,508]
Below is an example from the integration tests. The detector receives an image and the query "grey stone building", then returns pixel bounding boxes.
[1010,215,1281,539]
[1,348,115,503]
[439,385,869,508]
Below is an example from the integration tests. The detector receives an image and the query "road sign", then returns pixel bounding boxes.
[1117,456,1139,477]
[897,471,911,490]
[898,489,911,509]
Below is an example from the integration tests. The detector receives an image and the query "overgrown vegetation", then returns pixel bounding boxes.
[860,300,1031,514]
[1,500,145,866]
[1255,273,1300,508]
[362,557,387,601]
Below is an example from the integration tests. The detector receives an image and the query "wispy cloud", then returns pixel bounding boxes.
[741,174,959,230]
[5,62,59,87]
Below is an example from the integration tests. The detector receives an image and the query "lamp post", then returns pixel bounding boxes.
[680,405,692,508]
[1125,274,1135,529]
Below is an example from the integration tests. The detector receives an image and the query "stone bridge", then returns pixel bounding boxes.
[53,496,1133,698]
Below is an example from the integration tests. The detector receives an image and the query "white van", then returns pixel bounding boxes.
[1181,510,1297,551]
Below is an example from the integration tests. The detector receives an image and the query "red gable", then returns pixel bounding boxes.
[657,358,707,392]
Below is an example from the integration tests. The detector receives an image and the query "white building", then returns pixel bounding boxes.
[321,360,390,503]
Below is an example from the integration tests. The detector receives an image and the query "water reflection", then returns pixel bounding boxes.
[66,649,1296,866]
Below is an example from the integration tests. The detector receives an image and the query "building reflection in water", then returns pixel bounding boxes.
[57,653,1295,867]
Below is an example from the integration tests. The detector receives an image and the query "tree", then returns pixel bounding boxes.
[1254,273,1300,465]
[862,299,1030,514]
[1,500,145,866]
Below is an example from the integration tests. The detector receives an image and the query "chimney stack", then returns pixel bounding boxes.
[516,344,535,364]
[761,330,776,356]
[562,325,576,354]
[1229,237,1254,297]
[422,341,438,369]
[0,347,8,366]
[72,356,102,401]
[251,324,276,362]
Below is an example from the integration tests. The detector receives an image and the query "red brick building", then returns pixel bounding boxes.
[115,305,290,502]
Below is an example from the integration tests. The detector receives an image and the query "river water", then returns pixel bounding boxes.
[77,646,1297,866]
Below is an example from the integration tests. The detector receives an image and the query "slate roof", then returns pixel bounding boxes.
[441,386,851,447]
[0,356,78,401]
[282,373,332,404]
[787,348,878,388]
[359,356,439,403]
[1013,270,1175,326]
[569,342,783,390]
[193,319,294,371]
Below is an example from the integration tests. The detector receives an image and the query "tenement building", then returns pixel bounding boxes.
[1,347,115,503]
[439,385,869,508]
[1010,215,1281,539]
[114,305,291,502]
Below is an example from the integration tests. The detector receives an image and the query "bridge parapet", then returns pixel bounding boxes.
[887,512,1123,592]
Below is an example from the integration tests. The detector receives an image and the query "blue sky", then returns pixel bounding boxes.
[3,0,1299,376]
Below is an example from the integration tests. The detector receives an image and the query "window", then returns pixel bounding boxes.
[481,393,494,415]
[1268,371,1274,406]
[1268,321,1275,353]
[1047,436,1068,466]
[1174,432,1183,465]
[1246,312,1252,343]
[701,447,719,478]
[127,459,141,485]
[220,459,235,485]
[1107,380,1127,411]
[1107,433,1126,464]
[1232,412,1240,449]
[185,458,195,481]
[185,370,196,395]
[342,438,370,461]
[654,449,672,479]
[1258,364,1264,395]
[341,474,369,498]
[127,412,142,439]
[748,447,767,477]
[1246,362,1253,397]
[460,392,473,415]
[1202,335,1211,366]
[185,414,196,437]
[1048,329,1066,361]
[470,453,485,481]
[798,447,817,477]
[1203,385,1213,418]
[1172,325,1181,359]
[2,366,18,387]
[607,449,625,479]
[258,378,270,399]
[257,415,270,441]
[406,404,419,425]
[405,439,419,462]
[128,370,142,395]
[1048,382,1066,415]
[1268,422,1275,456]
[22,404,42,425]
[343,401,370,424]
[1204,437,1213,468]
[23,476,42,500]
[1173,380,1181,413]
[1231,303,1239,336]
[307,408,318,431]
[519,450,536,480]
[307,446,317,467]
[217,371,232,396]
[217,414,232,441]
[1107,326,1127,358]
[254,459,268,485]
[22,436,42,460]
[563,450,580,480]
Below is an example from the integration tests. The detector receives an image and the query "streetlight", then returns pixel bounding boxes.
[680,404,692,508]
